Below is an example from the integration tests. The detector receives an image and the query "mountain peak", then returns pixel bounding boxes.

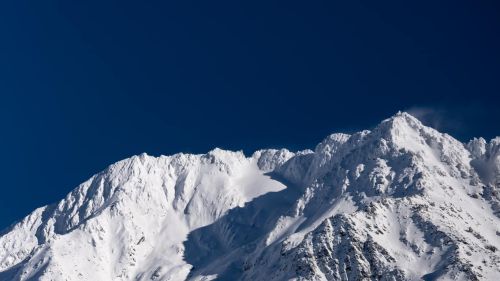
[376,111,424,135]
[393,110,419,120]
[370,111,446,153]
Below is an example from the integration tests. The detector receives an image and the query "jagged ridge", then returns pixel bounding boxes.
[0,112,499,281]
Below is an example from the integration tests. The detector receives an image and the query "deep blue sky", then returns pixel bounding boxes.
[0,0,499,229]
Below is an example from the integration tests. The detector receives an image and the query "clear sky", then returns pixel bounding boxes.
[0,0,499,230]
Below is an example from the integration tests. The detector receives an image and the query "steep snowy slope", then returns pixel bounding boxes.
[0,149,293,281]
[0,112,499,281]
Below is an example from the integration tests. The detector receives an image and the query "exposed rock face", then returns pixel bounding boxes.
[1,112,499,281]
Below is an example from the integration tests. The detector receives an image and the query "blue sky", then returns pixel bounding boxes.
[0,0,499,229]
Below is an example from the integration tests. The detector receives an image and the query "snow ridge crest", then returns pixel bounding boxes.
[1,112,499,281]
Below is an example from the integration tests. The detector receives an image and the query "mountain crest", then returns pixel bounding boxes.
[1,113,499,281]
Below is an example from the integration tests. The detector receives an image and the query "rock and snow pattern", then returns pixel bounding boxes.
[0,112,499,281]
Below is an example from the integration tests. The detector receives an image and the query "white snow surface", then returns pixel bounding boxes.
[0,112,499,281]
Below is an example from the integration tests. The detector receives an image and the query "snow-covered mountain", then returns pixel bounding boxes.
[1,112,499,281]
